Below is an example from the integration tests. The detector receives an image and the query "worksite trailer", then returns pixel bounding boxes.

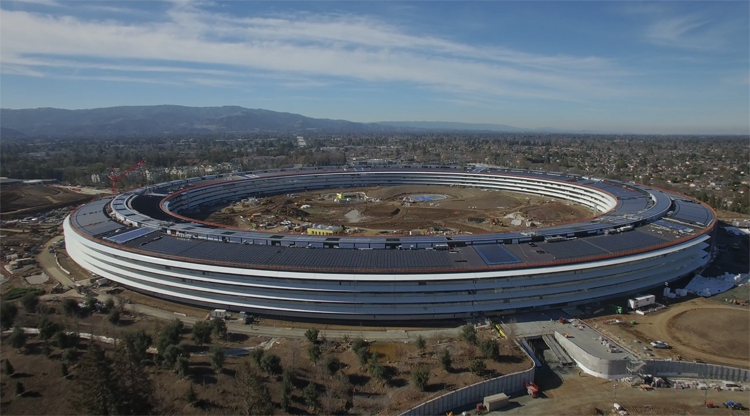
[628,295,656,309]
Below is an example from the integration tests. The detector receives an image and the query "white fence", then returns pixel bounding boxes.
[643,360,750,382]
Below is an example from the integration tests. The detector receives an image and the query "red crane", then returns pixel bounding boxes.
[107,158,145,193]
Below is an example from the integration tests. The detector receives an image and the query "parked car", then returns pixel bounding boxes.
[650,341,670,349]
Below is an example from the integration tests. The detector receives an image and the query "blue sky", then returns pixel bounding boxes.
[1,1,748,134]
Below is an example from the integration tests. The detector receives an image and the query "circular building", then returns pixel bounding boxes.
[64,166,715,321]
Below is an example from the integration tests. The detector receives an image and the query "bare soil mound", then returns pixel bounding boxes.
[668,308,750,361]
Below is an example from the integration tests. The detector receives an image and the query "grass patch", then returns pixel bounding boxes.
[4,287,45,300]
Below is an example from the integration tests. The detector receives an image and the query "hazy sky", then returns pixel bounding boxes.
[1,1,748,134]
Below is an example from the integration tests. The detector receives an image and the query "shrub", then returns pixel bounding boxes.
[305,328,319,343]
[480,339,500,361]
[185,383,197,405]
[20,291,39,312]
[351,338,368,353]
[461,324,477,345]
[368,355,387,381]
[107,309,121,326]
[440,348,452,371]
[303,382,318,410]
[260,353,282,375]
[415,335,426,352]
[61,298,80,316]
[468,359,486,376]
[308,344,322,365]
[210,346,225,372]
[15,382,25,396]
[411,366,430,391]
[324,355,341,376]
[250,348,264,366]
[5,359,15,376]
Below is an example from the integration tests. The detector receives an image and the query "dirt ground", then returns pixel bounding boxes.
[587,297,750,368]
[203,185,592,236]
[0,185,91,216]
[500,368,750,416]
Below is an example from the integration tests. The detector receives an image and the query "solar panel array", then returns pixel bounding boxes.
[131,236,457,270]
[474,245,522,265]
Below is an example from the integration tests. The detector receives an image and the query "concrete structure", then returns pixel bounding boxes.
[306,224,343,236]
[64,165,715,322]
[555,330,630,379]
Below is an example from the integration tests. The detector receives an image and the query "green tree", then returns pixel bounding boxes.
[211,318,228,340]
[303,382,318,410]
[161,343,189,369]
[5,359,15,376]
[305,328,319,343]
[480,339,500,361]
[9,326,26,350]
[210,346,225,373]
[61,362,69,378]
[308,344,322,365]
[175,356,190,378]
[104,298,116,312]
[121,330,152,365]
[38,317,60,342]
[280,368,295,412]
[61,298,80,316]
[20,291,39,312]
[440,348,452,371]
[112,341,156,415]
[324,355,342,376]
[1,302,18,330]
[469,359,486,376]
[156,319,184,359]
[415,335,426,352]
[15,382,25,396]
[411,366,430,391]
[260,353,282,375]
[461,324,477,345]
[71,342,117,414]
[191,320,212,346]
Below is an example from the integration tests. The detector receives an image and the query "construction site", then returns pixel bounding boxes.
[202,185,592,237]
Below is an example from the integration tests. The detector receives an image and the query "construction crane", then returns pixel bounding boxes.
[107,158,145,193]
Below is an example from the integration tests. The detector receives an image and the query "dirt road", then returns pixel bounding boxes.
[36,235,77,288]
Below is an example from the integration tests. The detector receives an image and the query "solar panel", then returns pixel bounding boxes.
[105,228,155,244]
[474,245,521,265]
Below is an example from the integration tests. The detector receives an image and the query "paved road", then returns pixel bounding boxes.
[36,235,77,289]
[120,300,461,341]
[42,288,461,341]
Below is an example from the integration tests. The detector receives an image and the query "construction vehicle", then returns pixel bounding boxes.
[525,381,539,398]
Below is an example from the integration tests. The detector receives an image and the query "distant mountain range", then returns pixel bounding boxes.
[0,105,572,138]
